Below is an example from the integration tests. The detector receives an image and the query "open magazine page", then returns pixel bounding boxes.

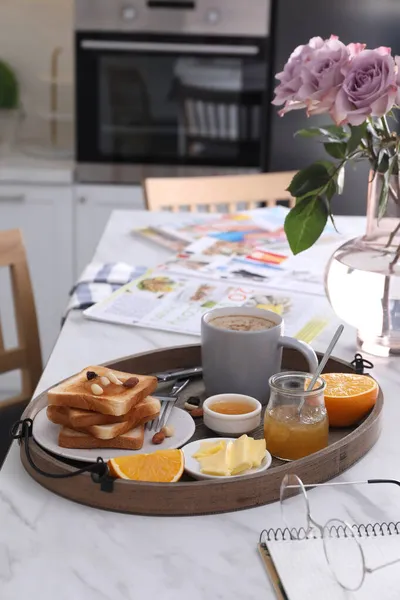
[157,231,347,296]
[134,206,290,251]
[84,270,332,337]
[157,249,287,288]
[133,227,189,252]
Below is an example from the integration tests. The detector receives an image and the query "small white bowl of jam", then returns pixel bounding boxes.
[203,393,262,436]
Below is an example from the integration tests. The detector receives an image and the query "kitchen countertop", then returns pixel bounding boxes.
[0,149,74,184]
[0,210,398,600]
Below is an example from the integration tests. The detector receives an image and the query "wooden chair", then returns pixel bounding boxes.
[0,229,42,464]
[143,171,297,213]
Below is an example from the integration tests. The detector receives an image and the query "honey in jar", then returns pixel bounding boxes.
[264,371,328,461]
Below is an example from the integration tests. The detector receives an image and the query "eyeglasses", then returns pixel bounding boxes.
[280,474,400,591]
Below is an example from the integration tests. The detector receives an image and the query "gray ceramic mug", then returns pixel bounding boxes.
[201,307,318,404]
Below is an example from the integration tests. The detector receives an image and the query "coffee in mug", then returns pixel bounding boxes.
[201,307,318,404]
[208,314,275,332]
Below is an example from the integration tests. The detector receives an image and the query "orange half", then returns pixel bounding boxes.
[322,373,379,427]
[108,449,184,482]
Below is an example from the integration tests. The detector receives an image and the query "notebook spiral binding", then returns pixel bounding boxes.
[260,522,400,545]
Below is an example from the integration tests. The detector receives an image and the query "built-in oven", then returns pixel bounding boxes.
[75,0,271,183]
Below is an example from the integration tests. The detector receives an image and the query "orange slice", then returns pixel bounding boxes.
[322,373,379,427]
[108,449,184,482]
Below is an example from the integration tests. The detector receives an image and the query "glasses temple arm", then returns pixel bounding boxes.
[368,557,400,574]
[367,479,400,487]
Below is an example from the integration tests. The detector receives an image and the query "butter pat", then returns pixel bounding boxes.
[194,435,266,477]
[249,438,266,468]
[230,435,253,475]
[193,440,226,459]
[199,442,232,476]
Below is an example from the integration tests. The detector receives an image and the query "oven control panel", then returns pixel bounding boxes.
[75,0,270,37]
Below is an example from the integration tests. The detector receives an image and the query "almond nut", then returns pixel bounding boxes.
[91,383,103,395]
[152,431,166,445]
[184,400,200,411]
[123,376,139,389]
[190,408,203,418]
[100,376,110,387]
[161,425,174,438]
[109,372,123,385]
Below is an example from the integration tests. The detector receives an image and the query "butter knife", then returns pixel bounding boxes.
[156,367,202,382]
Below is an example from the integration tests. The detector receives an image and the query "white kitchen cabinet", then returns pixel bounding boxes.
[0,184,74,368]
[74,184,144,275]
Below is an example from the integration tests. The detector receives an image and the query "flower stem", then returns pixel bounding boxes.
[386,220,400,248]
[389,244,400,273]
[381,115,392,139]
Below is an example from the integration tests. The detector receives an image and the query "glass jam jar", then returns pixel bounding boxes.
[264,371,328,461]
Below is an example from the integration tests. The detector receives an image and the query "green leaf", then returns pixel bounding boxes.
[295,125,348,141]
[316,159,337,174]
[325,180,339,232]
[337,165,345,194]
[325,179,337,202]
[329,211,339,232]
[324,142,348,160]
[347,122,368,153]
[295,128,327,138]
[323,125,349,139]
[287,163,332,198]
[284,195,328,255]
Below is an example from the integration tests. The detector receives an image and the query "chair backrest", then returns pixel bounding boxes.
[0,229,42,406]
[143,172,297,213]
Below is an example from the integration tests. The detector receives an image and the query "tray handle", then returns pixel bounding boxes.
[351,353,374,374]
[11,419,115,493]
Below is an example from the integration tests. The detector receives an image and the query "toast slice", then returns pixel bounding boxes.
[47,366,157,416]
[47,396,161,440]
[46,404,123,428]
[58,424,145,450]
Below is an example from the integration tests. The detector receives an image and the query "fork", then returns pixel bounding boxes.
[146,379,190,432]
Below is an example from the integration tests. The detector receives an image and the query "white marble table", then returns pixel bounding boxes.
[1,211,399,600]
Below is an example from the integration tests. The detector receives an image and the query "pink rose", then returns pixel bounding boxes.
[272,36,325,114]
[347,42,366,57]
[332,47,398,126]
[395,56,400,105]
[296,36,352,116]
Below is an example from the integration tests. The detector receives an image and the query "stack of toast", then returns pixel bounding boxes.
[47,366,159,450]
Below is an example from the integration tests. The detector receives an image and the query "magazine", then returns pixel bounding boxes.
[134,206,290,251]
[156,249,286,288]
[156,230,347,296]
[84,269,331,337]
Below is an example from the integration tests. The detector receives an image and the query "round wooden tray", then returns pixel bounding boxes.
[20,345,383,516]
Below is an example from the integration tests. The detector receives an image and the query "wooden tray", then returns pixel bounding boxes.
[19,345,383,516]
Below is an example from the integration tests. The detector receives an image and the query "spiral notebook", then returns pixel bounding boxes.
[258,524,400,600]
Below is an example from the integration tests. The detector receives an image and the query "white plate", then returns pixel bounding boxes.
[182,437,272,480]
[33,406,196,463]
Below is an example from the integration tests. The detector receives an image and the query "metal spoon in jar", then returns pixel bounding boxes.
[298,324,345,413]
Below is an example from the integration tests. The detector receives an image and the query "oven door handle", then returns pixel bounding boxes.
[80,40,259,56]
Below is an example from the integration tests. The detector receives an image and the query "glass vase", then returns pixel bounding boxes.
[325,171,400,356]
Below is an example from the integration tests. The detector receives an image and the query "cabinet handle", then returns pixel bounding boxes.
[79,196,87,204]
[0,194,25,202]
